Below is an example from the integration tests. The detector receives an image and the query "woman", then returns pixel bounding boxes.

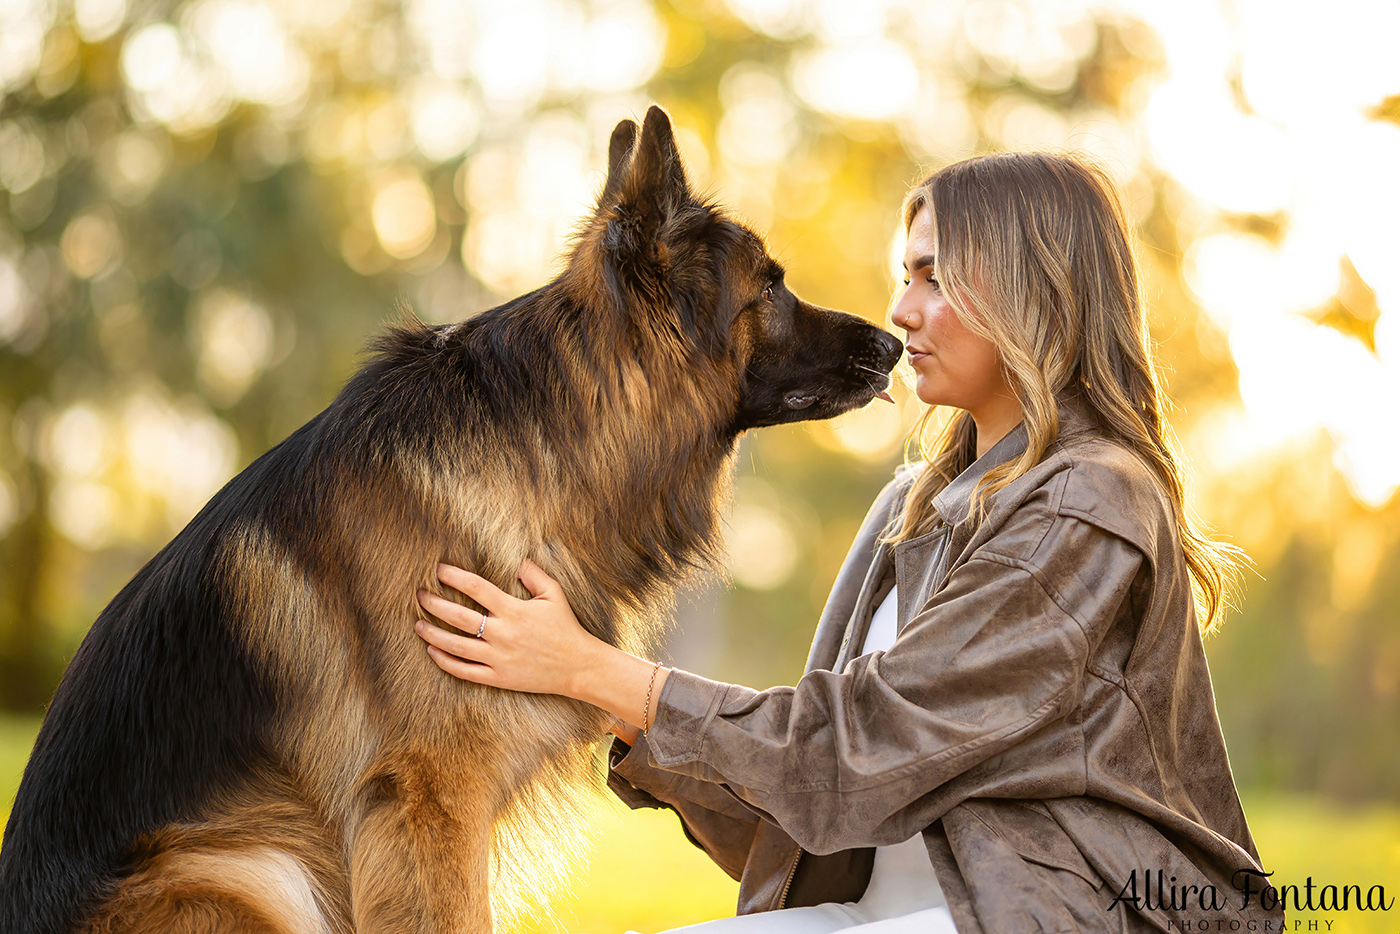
[415,153,1282,932]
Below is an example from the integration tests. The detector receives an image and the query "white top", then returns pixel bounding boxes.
[853,585,948,919]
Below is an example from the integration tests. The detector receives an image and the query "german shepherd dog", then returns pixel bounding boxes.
[0,107,902,933]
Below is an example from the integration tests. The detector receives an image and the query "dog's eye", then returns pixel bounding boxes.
[761,284,774,303]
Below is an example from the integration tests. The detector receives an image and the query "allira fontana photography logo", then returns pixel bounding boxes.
[1107,867,1394,931]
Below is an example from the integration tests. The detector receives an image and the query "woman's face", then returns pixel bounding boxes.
[892,205,1010,415]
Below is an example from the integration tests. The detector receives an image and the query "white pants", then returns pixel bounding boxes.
[631,903,958,934]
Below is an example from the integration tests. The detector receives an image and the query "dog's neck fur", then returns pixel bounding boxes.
[339,289,740,655]
[480,291,740,645]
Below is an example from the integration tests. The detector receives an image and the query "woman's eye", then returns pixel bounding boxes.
[928,275,941,290]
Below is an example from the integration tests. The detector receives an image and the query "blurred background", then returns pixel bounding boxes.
[1,0,1398,929]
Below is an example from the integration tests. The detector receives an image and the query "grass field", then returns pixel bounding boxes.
[2,713,1396,933]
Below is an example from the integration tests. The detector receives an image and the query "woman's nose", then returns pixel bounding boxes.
[892,290,920,331]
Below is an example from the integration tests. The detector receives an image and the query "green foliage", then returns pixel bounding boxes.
[0,716,39,834]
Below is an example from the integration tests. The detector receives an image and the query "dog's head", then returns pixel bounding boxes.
[569,106,904,435]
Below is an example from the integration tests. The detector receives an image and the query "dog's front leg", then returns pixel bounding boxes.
[349,755,494,934]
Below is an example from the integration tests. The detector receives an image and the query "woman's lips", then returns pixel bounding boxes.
[907,349,930,364]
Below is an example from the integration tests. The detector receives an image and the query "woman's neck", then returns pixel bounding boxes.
[971,394,1024,458]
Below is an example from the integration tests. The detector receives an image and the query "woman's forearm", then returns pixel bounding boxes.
[609,718,642,746]
[572,644,671,737]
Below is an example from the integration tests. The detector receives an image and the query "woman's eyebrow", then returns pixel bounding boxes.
[908,253,936,271]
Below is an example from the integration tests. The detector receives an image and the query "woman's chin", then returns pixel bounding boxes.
[913,378,947,408]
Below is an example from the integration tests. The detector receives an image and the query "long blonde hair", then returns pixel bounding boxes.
[889,152,1244,634]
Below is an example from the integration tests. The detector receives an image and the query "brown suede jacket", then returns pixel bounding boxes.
[608,399,1283,933]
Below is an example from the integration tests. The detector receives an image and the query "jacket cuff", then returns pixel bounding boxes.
[646,667,729,767]
[606,735,670,810]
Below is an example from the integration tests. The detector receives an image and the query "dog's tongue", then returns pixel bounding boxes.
[876,390,895,403]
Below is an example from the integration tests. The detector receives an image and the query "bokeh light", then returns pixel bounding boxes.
[194,289,277,405]
[790,41,918,121]
[725,477,808,591]
[372,170,437,259]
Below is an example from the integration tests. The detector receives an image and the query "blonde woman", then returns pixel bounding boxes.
[416,153,1282,932]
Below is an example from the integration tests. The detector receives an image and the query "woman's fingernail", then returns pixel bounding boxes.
[415,620,424,632]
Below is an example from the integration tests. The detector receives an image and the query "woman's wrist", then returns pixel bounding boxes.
[608,717,641,746]
[573,640,671,734]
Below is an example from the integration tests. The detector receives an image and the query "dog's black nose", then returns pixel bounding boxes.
[873,329,903,371]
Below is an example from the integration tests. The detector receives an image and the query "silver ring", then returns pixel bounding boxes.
[475,612,487,639]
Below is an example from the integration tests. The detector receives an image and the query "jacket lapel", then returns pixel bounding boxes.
[894,525,952,629]
[893,420,1032,632]
[828,396,1094,666]
[832,542,894,673]
[803,468,913,675]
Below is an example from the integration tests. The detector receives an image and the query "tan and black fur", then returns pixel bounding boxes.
[0,107,902,934]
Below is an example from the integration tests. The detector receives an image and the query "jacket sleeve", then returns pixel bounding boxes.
[606,734,762,882]
[641,506,1146,856]
[603,469,912,877]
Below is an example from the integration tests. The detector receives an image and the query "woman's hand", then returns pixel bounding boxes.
[416,559,595,697]
[415,559,669,732]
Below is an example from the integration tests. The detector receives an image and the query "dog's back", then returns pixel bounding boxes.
[0,417,330,934]
[0,327,507,932]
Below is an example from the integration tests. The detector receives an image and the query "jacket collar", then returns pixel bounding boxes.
[931,422,1028,526]
[929,395,1097,526]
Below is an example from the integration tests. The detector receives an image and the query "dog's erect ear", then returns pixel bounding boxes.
[599,106,694,286]
[627,105,689,207]
[600,106,690,215]
[601,117,638,203]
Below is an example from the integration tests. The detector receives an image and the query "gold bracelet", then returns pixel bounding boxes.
[642,661,663,733]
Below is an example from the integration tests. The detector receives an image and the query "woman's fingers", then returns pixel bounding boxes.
[436,563,516,616]
[425,645,499,686]
[419,555,606,698]
[416,619,490,660]
[417,618,502,686]
[517,558,561,600]
[417,590,483,635]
